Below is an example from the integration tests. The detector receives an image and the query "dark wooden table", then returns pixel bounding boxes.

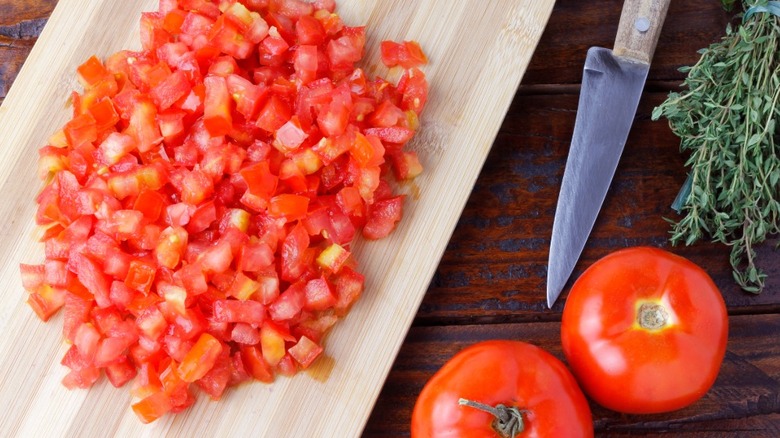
[3,0,779,436]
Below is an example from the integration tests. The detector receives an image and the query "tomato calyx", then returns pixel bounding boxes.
[458,398,526,438]
[637,302,669,330]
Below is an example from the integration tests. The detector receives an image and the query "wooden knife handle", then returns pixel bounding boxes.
[613,0,671,64]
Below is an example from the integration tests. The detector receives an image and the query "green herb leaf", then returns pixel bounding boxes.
[654,0,780,293]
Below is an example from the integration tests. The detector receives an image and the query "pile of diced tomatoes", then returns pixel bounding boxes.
[19,0,427,423]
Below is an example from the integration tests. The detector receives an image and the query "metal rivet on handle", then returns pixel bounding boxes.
[635,17,651,33]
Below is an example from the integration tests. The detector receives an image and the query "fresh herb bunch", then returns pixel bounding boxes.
[652,0,780,293]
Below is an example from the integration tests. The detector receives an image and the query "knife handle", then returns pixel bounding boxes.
[613,0,671,64]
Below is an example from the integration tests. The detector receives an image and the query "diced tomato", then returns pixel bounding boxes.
[303,276,336,311]
[273,117,308,152]
[140,12,171,52]
[240,345,274,382]
[316,242,349,273]
[258,32,290,66]
[363,195,404,239]
[389,149,424,180]
[155,226,188,269]
[208,16,253,60]
[356,165,381,202]
[137,305,168,340]
[132,391,173,424]
[237,241,274,272]
[77,55,112,88]
[134,190,166,222]
[106,356,138,387]
[63,113,98,147]
[332,266,365,314]
[124,259,157,294]
[70,253,112,308]
[180,169,215,205]
[268,194,309,221]
[161,336,192,365]
[160,282,188,315]
[397,67,428,114]
[240,160,278,206]
[88,97,120,131]
[213,299,265,325]
[62,366,101,390]
[295,14,325,45]
[173,262,208,295]
[364,126,414,145]
[256,94,291,134]
[188,201,217,233]
[380,40,428,69]
[150,70,191,110]
[244,11,270,43]
[95,335,133,367]
[130,361,163,398]
[178,333,223,382]
[288,335,322,368]
[22,0,427,423]
[259,322,289,366]
[27,285,67,322]
[203,75,233,136]
[326,27,364,70]
[196,349,231,399]
[63,291,94,341]
[280,223,310,282]
[126,98,163,152]
[293,44,318,85]
[255,270,280,305]
[349,132,383,167]
[268,281,305,320]
[231,322,261,345]
[226,74,268,119]
[276,353,297,376]
[20,263,45,291]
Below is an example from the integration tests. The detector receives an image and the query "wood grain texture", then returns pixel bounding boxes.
[0,0,57,97]
[365,315,780,436]
[0,0,555,436]
[413,92,780,325]
[613,0,672,64]
[521,0,732,87]
[2,0,779,436]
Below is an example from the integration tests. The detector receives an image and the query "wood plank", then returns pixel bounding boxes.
[0,0,735,101]
[413,92,780,325]
[365,314,780,436]
[0,0,57,97]
[522,0,733,87]
[0,0,555,436]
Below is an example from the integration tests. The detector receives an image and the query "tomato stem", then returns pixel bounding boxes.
[458,398,525,437]
[638,302,669,330]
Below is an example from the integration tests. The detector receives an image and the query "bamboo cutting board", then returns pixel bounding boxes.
[0,0,555,436]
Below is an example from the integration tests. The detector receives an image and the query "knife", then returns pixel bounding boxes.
[546,0,671,308]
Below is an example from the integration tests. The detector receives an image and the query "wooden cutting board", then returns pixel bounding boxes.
[0,0,555,436]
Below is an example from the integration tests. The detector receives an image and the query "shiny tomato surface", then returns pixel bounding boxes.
[412,340,593,438]
[561,247,728,414]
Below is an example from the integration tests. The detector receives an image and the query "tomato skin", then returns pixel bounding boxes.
[411,340,593,438]
[561,247,728,414]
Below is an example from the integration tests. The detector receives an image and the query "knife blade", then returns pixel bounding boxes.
[546,0,671,308]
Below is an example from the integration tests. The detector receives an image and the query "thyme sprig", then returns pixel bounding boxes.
[652,0,780,293]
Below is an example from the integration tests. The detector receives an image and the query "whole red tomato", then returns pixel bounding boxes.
[411,340,593,437]
[561,247,728,414]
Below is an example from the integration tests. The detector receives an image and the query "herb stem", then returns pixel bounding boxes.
[652,0,780,293]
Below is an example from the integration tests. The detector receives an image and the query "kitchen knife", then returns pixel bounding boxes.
[546,0,671,308]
